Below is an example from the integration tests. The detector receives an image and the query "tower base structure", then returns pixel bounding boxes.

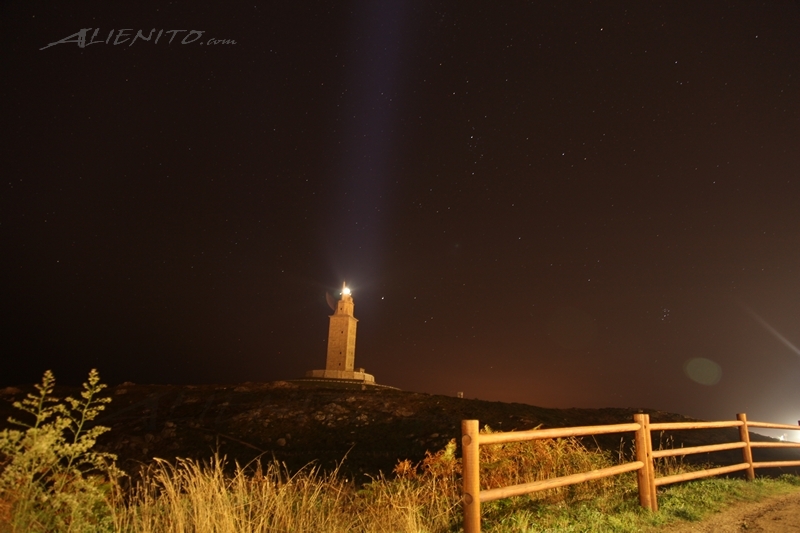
[304,369,375,383]
[293,370,396,390]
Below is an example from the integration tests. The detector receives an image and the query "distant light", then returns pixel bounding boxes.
[343,287,351,295]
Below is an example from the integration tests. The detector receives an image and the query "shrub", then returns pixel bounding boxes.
[478,425,627,506]
[0,369,122,533]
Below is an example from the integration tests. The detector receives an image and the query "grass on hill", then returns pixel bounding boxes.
[1,370,799,532]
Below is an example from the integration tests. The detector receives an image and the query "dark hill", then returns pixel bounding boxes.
[2,381,798,481]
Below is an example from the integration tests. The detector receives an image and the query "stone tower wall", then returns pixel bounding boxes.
[325,314,357,371]
[325,292,358,372]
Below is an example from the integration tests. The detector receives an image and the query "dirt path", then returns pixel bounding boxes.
[652,490,800,532]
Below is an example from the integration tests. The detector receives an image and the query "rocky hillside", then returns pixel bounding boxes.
[2,381,798,481]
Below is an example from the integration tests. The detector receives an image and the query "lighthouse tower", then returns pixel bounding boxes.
[305,283,375,383]
[326,282,357,372]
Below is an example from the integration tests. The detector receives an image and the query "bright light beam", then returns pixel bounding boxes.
[741,304,800,358]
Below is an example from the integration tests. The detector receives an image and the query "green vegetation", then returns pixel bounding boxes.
[0,369,121,532]
[480,476,800,533]
[1,371,799,532]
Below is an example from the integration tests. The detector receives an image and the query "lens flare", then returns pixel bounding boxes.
[684,358,722,385]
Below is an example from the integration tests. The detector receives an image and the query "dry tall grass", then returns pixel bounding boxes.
[111,429,637,533]
[114,456,354,532]
[114,442,463,533]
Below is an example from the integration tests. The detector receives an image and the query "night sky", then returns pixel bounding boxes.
[2,2,799,428]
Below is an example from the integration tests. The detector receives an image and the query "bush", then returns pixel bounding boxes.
[478,425,627,505]
[0,369,122,533]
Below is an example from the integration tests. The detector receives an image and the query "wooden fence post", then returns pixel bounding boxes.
[737,413,755,481]
[644,413,658,511]
[462,419,481,533]
[633,413,649,510]
[633,413,657,511]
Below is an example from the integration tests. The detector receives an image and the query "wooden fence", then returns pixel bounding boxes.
[461,413,800,533]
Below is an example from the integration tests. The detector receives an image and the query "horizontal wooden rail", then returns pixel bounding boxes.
[753,460,800,469]
[478,422,640,445]
[746,421,800,430]
[650,420,743,431]
[481,461,644,503]
[749,442,800,449]
[654,463,752,487]
[652,441,745,458]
